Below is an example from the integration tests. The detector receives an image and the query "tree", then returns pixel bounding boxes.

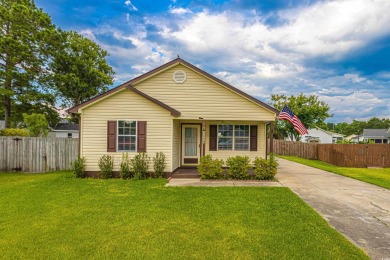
[22,113,48,136]
[0,0,59,128]
[271,93,332,140]
[50,30,114,109]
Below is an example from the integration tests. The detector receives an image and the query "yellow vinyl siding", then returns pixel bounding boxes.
[206,121,266,164]
[171,119,180,171]
[80,89,173,172]
[134,64,276,121]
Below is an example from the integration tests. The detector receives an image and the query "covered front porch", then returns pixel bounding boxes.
[170,119,275,173]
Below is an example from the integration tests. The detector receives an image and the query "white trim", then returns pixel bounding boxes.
[116,120,137,152]
[51,130,79,132]
[181,124,201,166]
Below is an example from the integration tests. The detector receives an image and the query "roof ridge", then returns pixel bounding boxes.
[68,57,278,115]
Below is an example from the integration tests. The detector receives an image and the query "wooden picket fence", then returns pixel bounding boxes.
[271,139,390,168]
[0,137,79,173]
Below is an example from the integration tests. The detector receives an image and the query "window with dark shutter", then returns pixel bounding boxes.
[209,125,217,151]
[107,121,117,152]
[137,121,147,152]
[250,125,258,151]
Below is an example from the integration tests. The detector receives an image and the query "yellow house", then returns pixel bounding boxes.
[68,58,278,176]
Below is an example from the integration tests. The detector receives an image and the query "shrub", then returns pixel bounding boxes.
[131,153,149,180]
[153,152,166,178]
[22,113,49,137]
[226,155,251,179]
[253,153,279,180]
[98,155,114,179]
[119,153,133,179]
[0,128,29,137]
[72,156,86,178]
[197,154,224,180]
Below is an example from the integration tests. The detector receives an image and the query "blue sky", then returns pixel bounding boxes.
[36,0,390,123]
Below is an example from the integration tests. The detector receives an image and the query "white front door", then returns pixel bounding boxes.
[181,125,201,166]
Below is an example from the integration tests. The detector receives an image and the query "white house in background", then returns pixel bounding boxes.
[301,127,344,143]
[49,123,79,138]
[0,120,4,130]
[344,134,364,143]
[362,129,390,143]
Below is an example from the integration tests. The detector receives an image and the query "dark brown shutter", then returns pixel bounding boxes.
[107,121,117,152]
[137,121,147,152]
[250,125,258,151]
[209,125,217,151]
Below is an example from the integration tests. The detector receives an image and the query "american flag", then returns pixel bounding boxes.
[279,105,309,135]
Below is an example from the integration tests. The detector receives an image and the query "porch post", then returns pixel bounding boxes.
[202,120,206,157]
[269,121,274,155]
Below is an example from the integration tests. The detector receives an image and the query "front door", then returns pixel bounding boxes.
[181,125,201,166]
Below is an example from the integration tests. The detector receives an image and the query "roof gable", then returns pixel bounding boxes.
[68,58,277,116]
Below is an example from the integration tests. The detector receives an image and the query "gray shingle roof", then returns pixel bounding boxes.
[362,129,390,138]
[54,123,79,131]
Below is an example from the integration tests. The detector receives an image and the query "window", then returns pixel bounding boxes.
[117,120,137,152]
[217,125,250,151]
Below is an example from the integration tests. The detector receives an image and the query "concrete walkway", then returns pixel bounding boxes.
[166,178,282,187]
[277,158,390,260]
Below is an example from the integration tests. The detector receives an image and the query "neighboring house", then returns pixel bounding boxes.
[301,127,344,144]
[68,58,278,174]
[362,129,390,143]
[0,120,4,130]
[344,134,364,143]
[49,123,79,138]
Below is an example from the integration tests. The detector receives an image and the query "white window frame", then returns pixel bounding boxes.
[217,124,250,151]
[117,120,137,152]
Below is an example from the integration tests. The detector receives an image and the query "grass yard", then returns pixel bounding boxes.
[0,172,368,259]
[280,155,390,189]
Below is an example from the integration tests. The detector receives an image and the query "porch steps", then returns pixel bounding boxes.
[171,168,200,179]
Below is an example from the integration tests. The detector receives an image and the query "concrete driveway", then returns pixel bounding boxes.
[277,158,390,260]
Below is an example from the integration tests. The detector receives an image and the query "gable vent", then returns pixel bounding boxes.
[173,70,186,83]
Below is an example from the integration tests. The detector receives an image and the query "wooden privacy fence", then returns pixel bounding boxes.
[318,144,390,168]
[270,139,318,159]
[0,137,79,173]
[271,139,390,168]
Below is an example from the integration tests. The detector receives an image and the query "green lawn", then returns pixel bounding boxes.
[0,172,368,259]
[279,155,390,189]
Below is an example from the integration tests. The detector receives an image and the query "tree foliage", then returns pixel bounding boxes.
[328,117,390,136]
[0,0,59,128]
[50,30,114,108]
[1,1,114,127]
[271,93,332,140]
[22,113,48,137]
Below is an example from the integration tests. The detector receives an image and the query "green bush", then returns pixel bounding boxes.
[131,153,149,180]
[197,154,224,180]
[0,128,29,137]
[72,156,86,178]
[22,113,49,137]
[153,152,166,178]
[226,155,251,179]
[253,154,279,180]
[98,155,114,179]
[119,153,133,179]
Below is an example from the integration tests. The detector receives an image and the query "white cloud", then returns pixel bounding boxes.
[169,7,193,15]
[170,0,390,63]
[125,0,138,11]
[74,0,390,122]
